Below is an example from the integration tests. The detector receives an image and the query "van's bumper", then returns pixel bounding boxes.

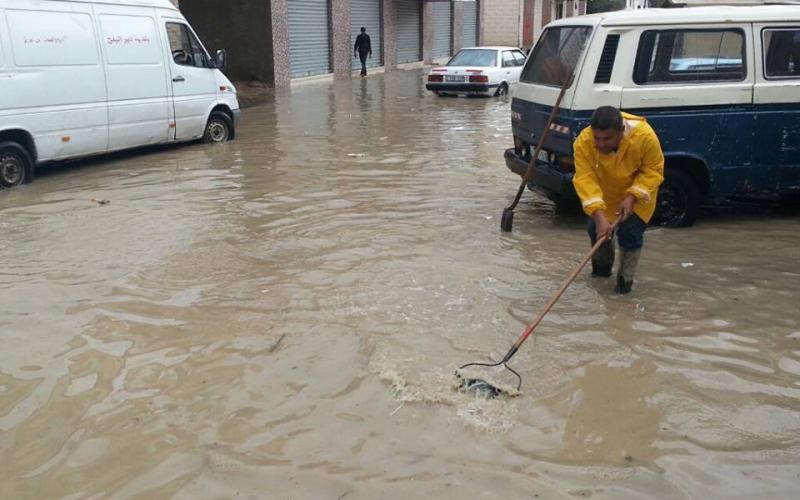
[504,148,577,200]
[426,83,498,93]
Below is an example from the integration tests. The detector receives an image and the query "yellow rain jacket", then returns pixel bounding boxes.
[572,113,665,223]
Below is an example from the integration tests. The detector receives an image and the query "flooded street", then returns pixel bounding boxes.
[2,69,799,499]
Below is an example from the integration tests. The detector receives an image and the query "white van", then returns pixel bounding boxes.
[0,0,240,189]
[507,5,800,227]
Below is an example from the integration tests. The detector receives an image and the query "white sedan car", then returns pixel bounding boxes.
[425,46,528,97]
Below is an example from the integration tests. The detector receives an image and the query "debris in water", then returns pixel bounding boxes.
[454,367,521,399]
[459,378,502,399]
[347,153,365,158]
[681,262,695,268]
[389,402,405,417]
[90,198,110,205]
[369,355,518,433]
[268,333,286,353]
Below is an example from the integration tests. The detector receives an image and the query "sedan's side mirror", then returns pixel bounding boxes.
[214,49,227,70]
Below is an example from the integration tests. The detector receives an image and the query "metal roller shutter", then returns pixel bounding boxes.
[288,0,331,78]
[431,1,452,59]
[396,0,421,64]
[463,1,478,47]
[350,0,382,70]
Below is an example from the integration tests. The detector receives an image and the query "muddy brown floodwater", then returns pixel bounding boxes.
[2,69,800,499]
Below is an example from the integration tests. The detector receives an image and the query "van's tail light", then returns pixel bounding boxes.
[469,75,488,83]
[428,74,443,82]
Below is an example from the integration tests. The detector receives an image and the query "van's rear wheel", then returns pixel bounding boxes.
[0,141,34,188]
[203,112,233,143]
[652,169,700,228]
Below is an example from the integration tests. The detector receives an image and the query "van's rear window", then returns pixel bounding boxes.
[521,26,592,86]
[633,29,746,84]
[763,28,800,78]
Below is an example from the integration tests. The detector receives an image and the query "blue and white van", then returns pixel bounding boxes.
[506,5,800,226]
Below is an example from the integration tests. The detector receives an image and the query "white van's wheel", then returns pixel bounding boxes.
[203,112,232,143]
[0,141,34,188]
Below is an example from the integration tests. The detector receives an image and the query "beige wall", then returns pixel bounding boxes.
[481,0,521,47]
[484,0,587,49]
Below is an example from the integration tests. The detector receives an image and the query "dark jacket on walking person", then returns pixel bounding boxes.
[354,27,372,76]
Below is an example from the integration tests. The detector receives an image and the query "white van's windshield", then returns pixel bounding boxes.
[521,26,592,86]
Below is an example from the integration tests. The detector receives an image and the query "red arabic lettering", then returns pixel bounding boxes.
[24,35,67,44]
[106,35,151,45]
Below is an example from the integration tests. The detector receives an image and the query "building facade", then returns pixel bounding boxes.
[482,0,587,49]
[178,0,482,86]
[178,0,584,87]
[482,0,522,47]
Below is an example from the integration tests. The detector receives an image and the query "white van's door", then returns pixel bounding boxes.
[1,2,108,160]
[94,3,171,150]
[159,16,217,141]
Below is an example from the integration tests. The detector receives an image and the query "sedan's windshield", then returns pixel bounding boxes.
[448,49,497,67]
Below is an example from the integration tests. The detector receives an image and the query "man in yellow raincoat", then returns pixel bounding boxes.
[572,106,664,294]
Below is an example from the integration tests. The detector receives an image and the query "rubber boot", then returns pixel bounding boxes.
[615,249,641,294]
[591,240,615,277]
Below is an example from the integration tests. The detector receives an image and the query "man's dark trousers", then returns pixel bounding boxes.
[359,52,368,76]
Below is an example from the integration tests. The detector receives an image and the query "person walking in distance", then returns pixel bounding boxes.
[354,27,372,77]
[572,106,665,294]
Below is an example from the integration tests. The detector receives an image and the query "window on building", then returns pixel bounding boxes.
[166,22,208,68]
[633,29,746,84]
[556,2,564,20]
[763,28,800,78]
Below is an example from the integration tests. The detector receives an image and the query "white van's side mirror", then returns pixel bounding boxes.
[214,49,227,70]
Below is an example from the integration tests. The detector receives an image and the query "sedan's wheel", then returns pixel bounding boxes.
[203,112,232,143]
[0,141,34,188]
[495,83,508,97]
